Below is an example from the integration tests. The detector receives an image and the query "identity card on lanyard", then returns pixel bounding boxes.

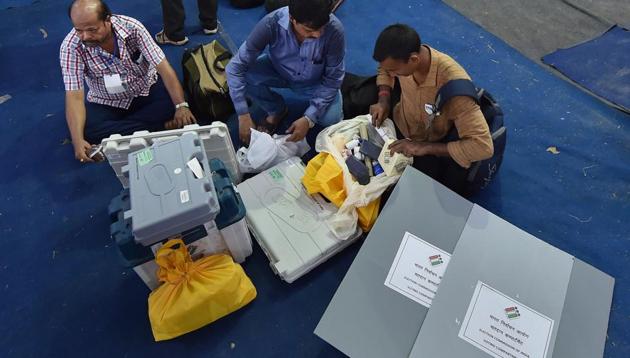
[102,33,126,94]
[104,74,126,94]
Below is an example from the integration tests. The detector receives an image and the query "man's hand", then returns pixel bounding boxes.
[369,100,390,128]
[173,107,196,128]
[239,113,255,145]
[156,59,196,129]
[286,117,310,142]
[73,138,94,163]
[388,139,430,157]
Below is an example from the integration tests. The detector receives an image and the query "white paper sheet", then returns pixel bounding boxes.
[458,281,554,358]
[384,231,451,308]
[186,157,205,178]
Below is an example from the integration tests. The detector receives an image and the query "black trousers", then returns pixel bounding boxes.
[411,154,470,196]
[160,0,218,41]
[84,79,173,143]
[393,124,470,197]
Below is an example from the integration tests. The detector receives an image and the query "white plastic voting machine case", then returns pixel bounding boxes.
[237,157,362,283]
[102,122,241,188]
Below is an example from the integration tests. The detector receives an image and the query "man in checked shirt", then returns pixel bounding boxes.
[60,0,196,163]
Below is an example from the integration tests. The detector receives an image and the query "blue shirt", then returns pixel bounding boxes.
[226,7,345,122]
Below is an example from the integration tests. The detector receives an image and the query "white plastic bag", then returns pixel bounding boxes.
[238,129,310,173]
[314,115,402,239]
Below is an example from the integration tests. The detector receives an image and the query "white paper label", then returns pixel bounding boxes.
[458,281,554,358]
[186,157,205,179]
[179,190,190,203]
[103,74,126,94]
[384,231,451,308]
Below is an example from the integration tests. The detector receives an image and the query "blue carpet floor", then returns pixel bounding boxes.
[0,0,628,357]
[543,25,630,113]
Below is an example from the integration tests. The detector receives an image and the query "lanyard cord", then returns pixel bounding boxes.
[97,31,119,70]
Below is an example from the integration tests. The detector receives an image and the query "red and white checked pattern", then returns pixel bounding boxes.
[59,15,165,109]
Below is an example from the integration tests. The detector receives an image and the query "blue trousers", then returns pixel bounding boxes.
[228,55,343,148]
[84,79,174,143]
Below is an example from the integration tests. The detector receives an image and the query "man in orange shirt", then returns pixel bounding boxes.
[370,24,493,195]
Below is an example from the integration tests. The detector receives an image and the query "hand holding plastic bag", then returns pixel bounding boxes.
[237,129,310,173]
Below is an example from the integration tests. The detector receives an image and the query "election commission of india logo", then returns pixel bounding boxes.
[504,306,521,319]
[428,254,443,266]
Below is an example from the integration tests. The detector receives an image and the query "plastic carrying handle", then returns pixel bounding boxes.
[210,159,246,228]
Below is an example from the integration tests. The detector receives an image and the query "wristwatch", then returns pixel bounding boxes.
[175,102,189,110]
[304,115,315,128]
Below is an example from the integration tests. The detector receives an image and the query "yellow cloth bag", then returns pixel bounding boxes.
[356,197,380,232]
[303,152,381,232]
[303,152,347,207]
[148,239,257,341]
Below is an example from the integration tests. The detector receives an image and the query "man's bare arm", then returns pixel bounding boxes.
[65,89,93,162]
[156,59,186,105]
[156,59,196,128]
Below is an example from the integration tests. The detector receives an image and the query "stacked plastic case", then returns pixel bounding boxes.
[109,132,251,289]
[101,122,241,188]
[122,132,221,245]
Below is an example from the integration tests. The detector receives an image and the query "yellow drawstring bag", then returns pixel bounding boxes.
[148,239,257,341]
[303,152,381,232]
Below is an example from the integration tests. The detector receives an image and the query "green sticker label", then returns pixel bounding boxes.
[269,168,284,181]
[136,149,153,166]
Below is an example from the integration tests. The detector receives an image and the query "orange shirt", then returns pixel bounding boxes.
[377,46,493,168]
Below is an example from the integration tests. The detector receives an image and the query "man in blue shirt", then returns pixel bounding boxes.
[226,0,345,145]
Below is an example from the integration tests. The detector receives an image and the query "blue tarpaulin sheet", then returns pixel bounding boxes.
[543,25,630,113]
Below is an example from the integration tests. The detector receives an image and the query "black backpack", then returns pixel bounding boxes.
[265,0,344,13]
[434,79,507,193]
[231,0,264,9]
[264,0,288,12]
[340,73,401,119]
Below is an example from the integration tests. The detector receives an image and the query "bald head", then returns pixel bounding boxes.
[68,0,113,48]
[68,0,111,22]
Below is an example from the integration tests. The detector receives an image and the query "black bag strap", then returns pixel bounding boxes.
[434,79,480,113]
[198,44,228,95]
[213,51,232,72]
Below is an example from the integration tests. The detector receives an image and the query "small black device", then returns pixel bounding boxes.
[345,156,370,185]
[359,140,383,161]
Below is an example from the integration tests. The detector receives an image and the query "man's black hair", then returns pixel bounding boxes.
[68,0,112,21]
[289,0,332,30]
[373,24,422,62]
